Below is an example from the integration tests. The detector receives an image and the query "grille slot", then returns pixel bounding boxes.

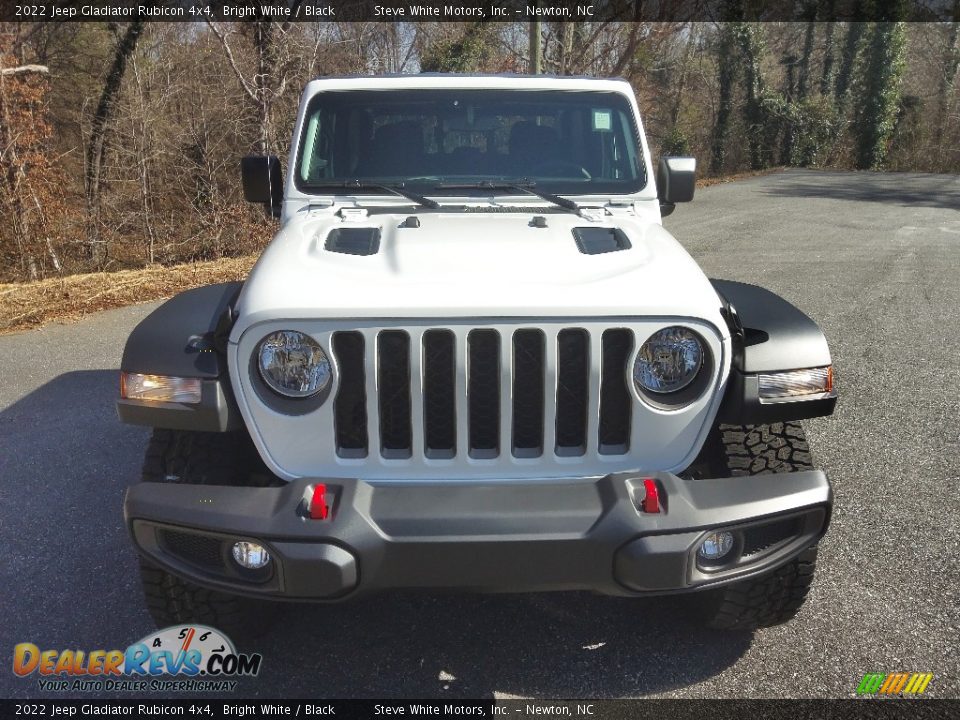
[555,329,590,455]
[423,329,456,458]
[512,330,545,457]
[332,332,368,457]
[742,517,803,558]
[599,329,633,454]
[160,530,224,571]
[468,330,501,458]
[377,331,413,458]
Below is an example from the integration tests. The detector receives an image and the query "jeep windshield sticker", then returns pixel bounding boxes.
[592,110,612,132]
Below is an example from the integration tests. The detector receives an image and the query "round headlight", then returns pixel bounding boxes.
[634,326,704,395]
[257,331,332,398]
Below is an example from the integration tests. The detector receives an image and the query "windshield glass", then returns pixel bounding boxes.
[295,89,647,196]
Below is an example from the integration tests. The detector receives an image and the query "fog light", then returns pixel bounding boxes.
[698,531,735,561]
[232,541,271,569]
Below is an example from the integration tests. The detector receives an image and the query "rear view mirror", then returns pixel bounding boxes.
[657,156,696,217]
[241,155,283,218]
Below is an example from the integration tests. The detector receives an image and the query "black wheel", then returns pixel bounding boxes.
[136,429,280,637]
[689,421,821,631]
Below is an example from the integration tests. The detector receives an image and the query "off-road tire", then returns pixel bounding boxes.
[136,429,279,638]
[138,558,270,638]
[141,428,278,487]
[714,422,814,476]
[691,421,821,631]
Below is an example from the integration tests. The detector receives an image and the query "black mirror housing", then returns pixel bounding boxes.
[657,156,697,208]
[241,155,283,217]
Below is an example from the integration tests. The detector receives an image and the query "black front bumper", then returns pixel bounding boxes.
[124,470,831,600]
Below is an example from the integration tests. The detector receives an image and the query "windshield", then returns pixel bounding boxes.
[295,89,647,196]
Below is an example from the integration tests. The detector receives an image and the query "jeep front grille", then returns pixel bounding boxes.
[378,330,413,458]
[332,332,368,457]
[512,329,545,457]
[423,329,456,458]
[330,325,637,461]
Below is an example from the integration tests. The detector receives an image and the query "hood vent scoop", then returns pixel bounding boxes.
[573,227,632,255]
[325,227,381,256]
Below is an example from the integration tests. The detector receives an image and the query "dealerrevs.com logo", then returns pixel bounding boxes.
[12,625,262,692]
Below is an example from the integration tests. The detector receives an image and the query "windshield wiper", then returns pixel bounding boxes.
[303,180,439,209]
[435,180,580,214]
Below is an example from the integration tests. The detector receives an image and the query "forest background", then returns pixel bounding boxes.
[1,8,957,290]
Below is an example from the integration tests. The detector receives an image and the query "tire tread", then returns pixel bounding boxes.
[136,429,278,636]
[694,421,820,631]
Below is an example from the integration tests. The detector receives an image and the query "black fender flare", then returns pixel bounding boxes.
[712,279,837,425]
[117,282,243,432]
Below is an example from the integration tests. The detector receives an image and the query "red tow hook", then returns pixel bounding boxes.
[641,478,660,514]
[309,483,330,520]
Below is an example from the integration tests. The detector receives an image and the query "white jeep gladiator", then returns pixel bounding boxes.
[119,75,837,633]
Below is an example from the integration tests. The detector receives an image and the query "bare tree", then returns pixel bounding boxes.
[934,3,960,152]
[85,21,144,266]
[0,57,62,279]
[206,7,317,156]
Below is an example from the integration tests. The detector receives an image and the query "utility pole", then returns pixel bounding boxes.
[529,5,542,74]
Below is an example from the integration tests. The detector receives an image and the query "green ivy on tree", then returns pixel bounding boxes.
[853,19,907,168]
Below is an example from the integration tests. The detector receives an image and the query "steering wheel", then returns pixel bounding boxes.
[529,161,592,180]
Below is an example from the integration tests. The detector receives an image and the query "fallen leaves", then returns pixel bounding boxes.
[0,254,257,335]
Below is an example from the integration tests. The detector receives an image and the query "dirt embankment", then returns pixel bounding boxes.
[0,255,256,335]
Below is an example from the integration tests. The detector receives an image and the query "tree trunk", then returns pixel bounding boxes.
[207,18,292,156]
[253,21,276,154]
[834,18,865,117]
[0,64,49,77]
[610,22,644,77]
[710,24,738,174]
[797,16,816,100]
[529,16,542,74]
[33,194,61,273]
[734,22,772,170]
[934,5,960,153]
[819,0,838,95]
[854,20,908,169]
[670,24,695,126]
[84,21,144,267]
[131,56,156,264]
[559,23,574,75]
[781,54,797,164]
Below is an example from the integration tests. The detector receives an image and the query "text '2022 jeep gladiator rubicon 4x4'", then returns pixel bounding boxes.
[118,75,837,633]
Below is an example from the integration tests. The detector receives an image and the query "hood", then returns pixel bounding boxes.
[233,208,728,338]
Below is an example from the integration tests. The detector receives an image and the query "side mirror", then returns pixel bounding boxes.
[656,156,696,217]
[241,155,283,218]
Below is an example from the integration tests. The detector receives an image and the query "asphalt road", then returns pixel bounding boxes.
[1,169,958,700]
